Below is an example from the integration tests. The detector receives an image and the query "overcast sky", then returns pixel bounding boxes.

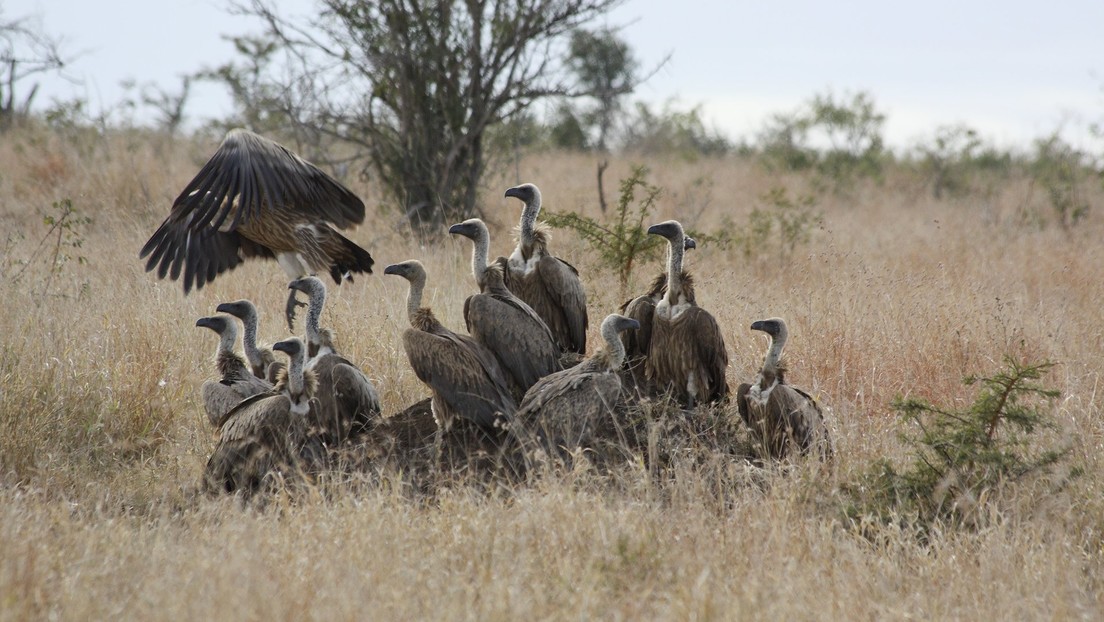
[7,0,1104,151]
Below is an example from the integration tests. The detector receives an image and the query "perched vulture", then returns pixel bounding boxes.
[449,218,561,399]
[384,260,517,434]
[503,183,588,355]
[515,314,641,467]
[287,275,381,445]
[202,337,325,498]
[644,220,729,407]
[138,128,374,328]
[620,235,696,392]
[215,299,282,383]
[195,314,273,427]
[737,318,832,461]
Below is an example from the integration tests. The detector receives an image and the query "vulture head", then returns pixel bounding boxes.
[196,314,238,355]
[750,317,788,343]
[601,313,641,338]
[385,260,429,325]
[215,299,259,323]
[646,220,688,244]
[504,183,541,210]
[447,218,489,242]
[272,336,305,359]
[383,260,426,282]
[286,276,327,332]
[599,313,641,368]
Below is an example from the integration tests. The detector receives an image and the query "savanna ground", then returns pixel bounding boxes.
[1,126,1102,619]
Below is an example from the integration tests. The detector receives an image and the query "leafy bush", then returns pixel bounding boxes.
[757,90,886,191]
[848,357,1065,532]
[1029,134,1092,230]
[707,186,821,262]
[618,99,730,157]
[542,166,666,297]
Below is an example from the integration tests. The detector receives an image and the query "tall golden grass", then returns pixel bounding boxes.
[1,126,1102,619]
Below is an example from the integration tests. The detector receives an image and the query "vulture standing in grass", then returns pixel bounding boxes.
[449,218,561,399]
[384,260,516,435]
[644,220,728,407]
[737,317,832,461]
[203,337,325,498]
[503,183,588,355]
[619,235,696,392]
[215,299,282,383]
[195,314,273,427]
[138,128,374,329]
[515,313,640,466]
[288,275,381,445]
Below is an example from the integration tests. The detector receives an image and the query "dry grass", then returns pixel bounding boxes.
[1,126,1102,619]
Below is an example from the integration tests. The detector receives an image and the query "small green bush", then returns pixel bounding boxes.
[847,356,1065,533]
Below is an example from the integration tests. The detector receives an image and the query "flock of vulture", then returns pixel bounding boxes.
[140,129,833,497]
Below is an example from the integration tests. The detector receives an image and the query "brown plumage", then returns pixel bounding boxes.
[288,276,382,446]
[644,220,728,407]
[515,314,640,466]
[619,236,696,391]
[203,337,325,498]
[215,299,282,383]
[195,314,272,427]
[138,129,374,327]
[449,218,561,399]
[503,183,588,355]
[384,260,517,433]
[737,318,832,461]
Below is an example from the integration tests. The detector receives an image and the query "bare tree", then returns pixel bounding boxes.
[231,0,625,232]
[0,9,68,132]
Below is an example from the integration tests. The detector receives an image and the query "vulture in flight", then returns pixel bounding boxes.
[503,183,588,355]
[138,128,374,328]
[644,220,729,407]
[195,314,272,427]
[449,217,561,399]
[737,317,832,461]
[384,260,517,435]
[515,313,641,468]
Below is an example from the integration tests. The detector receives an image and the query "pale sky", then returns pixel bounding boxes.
[7,0,1104,152]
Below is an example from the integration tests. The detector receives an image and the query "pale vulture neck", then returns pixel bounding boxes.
[664,235,685,306]
[240,307,262,369]
[519,196,540,247]
[601,320,627,369]
[406,274,427,323]
[471,227,490,285]
[217,324,238,359]
[304,286,326,350]
[764,333,787,372]
[285,351,305,398]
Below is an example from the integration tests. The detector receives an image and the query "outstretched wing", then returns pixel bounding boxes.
[139,129,365,292]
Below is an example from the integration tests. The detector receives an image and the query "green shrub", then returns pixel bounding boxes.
[847,356,1065,533]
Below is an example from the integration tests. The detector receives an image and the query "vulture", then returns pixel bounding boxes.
[644,220,729,407]
[384,260,517,434]
[195,314,272,427]
[215,298,282,383]
[503,183,588,355]
[737,318,832,461]
[203,337,325,498]
[449,218,561,398]
[515,313,641,467]
[287,275,381,445]
[138,128,374,329]
[619,235,697,392]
